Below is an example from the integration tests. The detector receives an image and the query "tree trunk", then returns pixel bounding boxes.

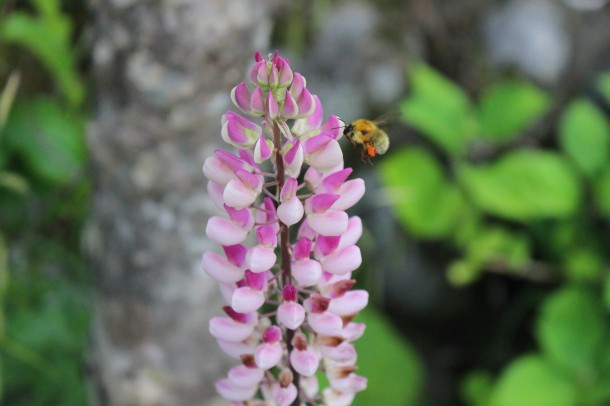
[85,1,273,404]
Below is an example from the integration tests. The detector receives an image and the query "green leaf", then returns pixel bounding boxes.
[479,81,550,142]
[0,71,21,133]
[3,97,86,185]
[400,64,477,155]
[536,288,604,372]
[0,171,29,195]
[447,260,481,287]
[353,308,423,406]
[562,247,603,282]
[448,227,530,286]
[379,147,463,238]
[596,72,610,106]
[559,99,610,177]
[593,164,610,219]
[460,370,494,406]
[490,355,577,406]
[605,275,610,313]
[2,3,83,107]
[459,150,580,221]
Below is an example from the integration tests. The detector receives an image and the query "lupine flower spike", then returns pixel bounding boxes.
[204,51,368,405]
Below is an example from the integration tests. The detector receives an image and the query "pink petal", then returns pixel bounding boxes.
[207,181,225,210]
[306,136,343,172]
[269,65,279,87]
[301,375,320,398]
[283,285,297,301]
[216,338,256,359]
[320,114,344,140]
[222,306,256,324]
[290,348,320,377]
[227,365,264,388]
[290,72,305,99]
[305,134,332,154]
[244,269,267,290]
[266,91,279,119]
[223,244,247,267]
[330,374,368,393]
[202,251,243,283]
[231,287,265,313]
[323,388,355,406]
[278,59,293,87]
[206,217,248,246]
[332,179,365,211]
[306,193,340,213]
[250,86,265,116]
[342,322,366,341]
[235,169,263,191]
[304,166,324,189]
[215,378,257,401]
[256,197,278,224]
[317,271,352,289]
[254,342,283,370]
[225,205,254,229]
[215,150,251,172]
[256,225,277,247]
[338,216,363,249]
[297,219,318,240]
[277,302,305,330]
[202,156,235,185]
[320,245,362,275]
[307,211,348,236]
[263,325,282,343]
[283,140,304,177]
[303,294,330,313]
[277,196,304,226]
[282,90,298,118]
[293,237,312,260]
[272,382,298,406]
[320,341,357,363]
[238,149,258,168]
[209,316,254,342]
[292,258,322,287]
[320,168,353,193]
[253,136,272,163]
[221,117,249,147]
[328,290,368,316]
[249,59,265,85]
[315,235,341,257]
[247,245,276,273]
[231,82,251,113]
[223,179,258,209]
[296,88,315,118]
[280,177,299,201]
[320,279,356,299]
[304,95,323,129]
[257,62,269,85]
[308,312,343,336]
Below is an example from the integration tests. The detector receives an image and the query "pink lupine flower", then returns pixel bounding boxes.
[277,285,305,329]
[204,51,368,405]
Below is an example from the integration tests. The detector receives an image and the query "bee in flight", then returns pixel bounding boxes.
[343,116,391,163]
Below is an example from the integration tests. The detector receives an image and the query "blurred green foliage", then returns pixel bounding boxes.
[0,0,90,404]
[380,63,610,405]
[354,308,423,406]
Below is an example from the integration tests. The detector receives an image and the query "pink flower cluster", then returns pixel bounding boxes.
[203,51,368,405]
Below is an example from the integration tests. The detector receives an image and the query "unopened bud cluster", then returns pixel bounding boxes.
[203,51,368,405]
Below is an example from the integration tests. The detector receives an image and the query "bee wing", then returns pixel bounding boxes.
[372,110,402,126]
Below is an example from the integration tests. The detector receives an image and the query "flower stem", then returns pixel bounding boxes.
[272,121,300,404]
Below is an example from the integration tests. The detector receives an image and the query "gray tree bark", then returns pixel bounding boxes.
[85,1,273,404]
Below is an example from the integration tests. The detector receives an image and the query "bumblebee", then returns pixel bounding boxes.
[343,118,390,163]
